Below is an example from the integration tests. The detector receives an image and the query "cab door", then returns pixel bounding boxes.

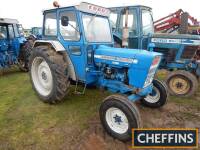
[8,24,20,55]
[57,10,86,82]
[140,9,154,49]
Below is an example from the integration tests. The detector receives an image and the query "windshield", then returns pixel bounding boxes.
[142,10,154,35]
[82,14,112,42]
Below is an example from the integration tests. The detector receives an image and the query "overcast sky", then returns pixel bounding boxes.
[0,0,199,28]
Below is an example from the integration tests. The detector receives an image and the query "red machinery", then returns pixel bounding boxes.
[154,9,200,35]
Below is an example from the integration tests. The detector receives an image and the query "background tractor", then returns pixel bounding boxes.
[29,27,42,40]
[109,6,200,97]
[0,18,32,71]
[29,2,167,141]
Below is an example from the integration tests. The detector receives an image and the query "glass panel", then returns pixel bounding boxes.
[0,26,7,39]
[59,11,80,41]
[82,14,112,42]
[8,25,14,39]
[109,12,118,29]
[119,9,138,36]
[44,12,57,36]
[142,10,154,35]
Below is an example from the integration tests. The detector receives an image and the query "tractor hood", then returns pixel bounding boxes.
[94,45,162,68]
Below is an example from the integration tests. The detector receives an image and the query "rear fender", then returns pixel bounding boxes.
[33,40,76,81]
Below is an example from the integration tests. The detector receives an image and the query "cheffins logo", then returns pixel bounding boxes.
[132,128,198,149]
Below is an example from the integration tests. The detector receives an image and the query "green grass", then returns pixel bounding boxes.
[0,69,109,149]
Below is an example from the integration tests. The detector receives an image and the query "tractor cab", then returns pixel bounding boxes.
[0,18,31,70]
[31,27,42,39]
[109,6,154,49]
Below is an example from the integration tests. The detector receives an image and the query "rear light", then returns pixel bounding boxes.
[143,56,161,88]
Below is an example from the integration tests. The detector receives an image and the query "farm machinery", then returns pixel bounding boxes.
[154,9,200,35]
[0,18,31,71]
[109,6,200,97]
[30,27,42,40]
[29,2,167,141]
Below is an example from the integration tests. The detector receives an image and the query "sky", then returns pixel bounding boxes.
[0,0,199,29]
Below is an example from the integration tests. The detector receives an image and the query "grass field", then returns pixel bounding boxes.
[0,69,199,150]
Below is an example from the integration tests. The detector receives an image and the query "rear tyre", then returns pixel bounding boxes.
[141,79,168,108]
[29,46,70,103]
[99,95,142,142]
[18,40,33,72]
[166,70,198,97]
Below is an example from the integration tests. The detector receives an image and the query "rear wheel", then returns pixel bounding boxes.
[18,40,33,72]
[29,46,70,103]
[99,95,142,141]
[166,70,198,97]
[141,79,168,108]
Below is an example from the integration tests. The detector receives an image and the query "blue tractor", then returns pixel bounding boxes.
[29,2,167,141]
[29,27,42,40]
[0,18,31,71]
[109,6,200,97]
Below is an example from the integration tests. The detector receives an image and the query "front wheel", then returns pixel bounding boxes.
[99,95,142,142]
[141,79,168,108]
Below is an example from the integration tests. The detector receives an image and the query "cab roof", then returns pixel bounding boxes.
[43,2,110,17]
[0,18,19,24]
[109,5,152,11]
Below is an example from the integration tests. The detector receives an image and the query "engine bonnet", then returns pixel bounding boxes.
[94,45,162,68]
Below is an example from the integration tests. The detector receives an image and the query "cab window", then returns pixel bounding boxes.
[142,10,154,35]
[0,26,7,39]
[8,25,15,39]
[109,12,118,29]
[59,11,80,41]
[119,9,138,36]
[44,12,57,36]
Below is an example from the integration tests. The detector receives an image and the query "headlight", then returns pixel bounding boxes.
[143,56,161,88]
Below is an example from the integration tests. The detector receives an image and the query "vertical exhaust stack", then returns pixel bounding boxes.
[122,8,129,48]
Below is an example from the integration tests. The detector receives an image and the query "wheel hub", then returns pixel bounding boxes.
[105,107,129,134]
[31,57,53,96]
[42,72,47,80]
[144,86,160,103]
[169,76,190,95]
[113,114,122,125]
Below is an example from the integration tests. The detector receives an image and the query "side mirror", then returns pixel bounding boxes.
[61,16,69,26]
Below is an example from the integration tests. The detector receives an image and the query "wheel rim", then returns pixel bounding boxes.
[31,57,53,96]
[144,86,160,103]
[169,76,190,95]
[105,107,129,134]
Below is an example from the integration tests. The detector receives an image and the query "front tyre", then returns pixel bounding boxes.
[99,95,142,142]
[141,79,168,108]
[29,46,70,103]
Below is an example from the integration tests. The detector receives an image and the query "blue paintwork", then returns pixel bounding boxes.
[0,22,26,69]
[39,5,163,102]
[109,6,200,77]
